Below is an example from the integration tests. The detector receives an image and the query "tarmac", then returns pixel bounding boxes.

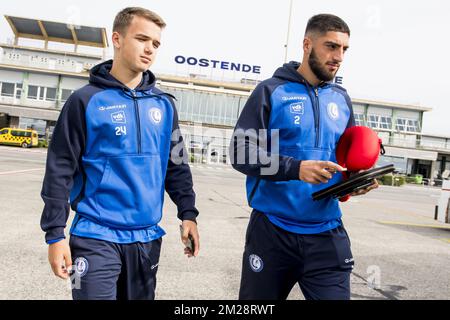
[0,145,448,300]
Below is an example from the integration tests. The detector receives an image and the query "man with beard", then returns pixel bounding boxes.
[230,14,378,300]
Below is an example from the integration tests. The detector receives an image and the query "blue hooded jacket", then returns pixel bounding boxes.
[40,60,198,244]
[230,61,355,234]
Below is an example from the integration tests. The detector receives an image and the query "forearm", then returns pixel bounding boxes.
[230,129,301,181]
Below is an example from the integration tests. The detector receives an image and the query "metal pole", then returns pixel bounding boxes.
[284,0,294,63]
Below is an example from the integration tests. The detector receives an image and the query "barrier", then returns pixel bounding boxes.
[436,180,450,223]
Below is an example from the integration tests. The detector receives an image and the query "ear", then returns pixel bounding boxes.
[303,37,312,54]
[112,31,122,50]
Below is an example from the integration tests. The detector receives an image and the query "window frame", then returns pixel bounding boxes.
[0,82,16,97]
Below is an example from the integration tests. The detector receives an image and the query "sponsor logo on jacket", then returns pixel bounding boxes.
[111,111,126,124]
[282,96,307,101]
[98,104,127,111]
[290,102,304,114]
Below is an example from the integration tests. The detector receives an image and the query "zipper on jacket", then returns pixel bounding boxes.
[314,87,320,147]
[305,83,321,148]
[131,90,142,154]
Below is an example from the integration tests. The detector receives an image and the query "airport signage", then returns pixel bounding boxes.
[174,55,261,74]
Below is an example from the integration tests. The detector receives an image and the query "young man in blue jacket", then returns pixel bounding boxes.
[40,7,200,300]
[230,14,378,300]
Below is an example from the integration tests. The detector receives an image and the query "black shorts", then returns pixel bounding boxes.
[69,235,162,300]
[239,210,354,300]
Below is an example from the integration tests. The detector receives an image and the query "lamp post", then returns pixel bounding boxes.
[284,0,294,63]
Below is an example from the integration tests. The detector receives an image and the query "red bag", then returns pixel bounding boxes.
[335,126,384,202]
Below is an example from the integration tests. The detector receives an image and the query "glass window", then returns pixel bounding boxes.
[177,90,187,120]
[188,91,199,122]
[354,113,365,126]
[206,93,216,124]
[19,117,46,135]
[28,85,39,99]
[379,116,392,130]
[156,85,248,127]
[1,82,15,97]
[396,118,406,132]
[445,162,450,171]
[180,90,190,121]
[207,92,214,124]
[238,97,248,118]
[396,118,419,133]
[198,92,208,123]
[45,87,57,101]
[39,87,45,100]
[216,95,226,125]
[407,119,420,132]
[0,129,8,135]
[367,114,379,129]
[61,89,74,102]
[227,95,239,126]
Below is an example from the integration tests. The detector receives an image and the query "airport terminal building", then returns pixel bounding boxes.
[1,16,449,185]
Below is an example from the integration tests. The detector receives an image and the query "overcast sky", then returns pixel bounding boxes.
[0,0,449,137]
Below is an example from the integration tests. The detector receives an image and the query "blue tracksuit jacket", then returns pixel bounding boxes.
[40,60,198,244]
[230,61,355,234]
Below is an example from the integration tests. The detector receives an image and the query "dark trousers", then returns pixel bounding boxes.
[239,211,354,300]
[69,235,162,300]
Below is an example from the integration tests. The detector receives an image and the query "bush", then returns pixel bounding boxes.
[415,174,423,184]
[38,140,48,148]
[405,174,423,184]
[405,176,415,184]
[393,175,406,186]
[381,174,393,186]
[380,174,406,186]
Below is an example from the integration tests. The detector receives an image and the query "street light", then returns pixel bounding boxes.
[284,0,294,63]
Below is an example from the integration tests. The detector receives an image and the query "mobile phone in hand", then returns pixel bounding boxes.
[179,225,194,252]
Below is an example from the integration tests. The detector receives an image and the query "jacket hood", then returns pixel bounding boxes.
[273,61,331,87]
[273,61,307,84]
[89,59,156,91]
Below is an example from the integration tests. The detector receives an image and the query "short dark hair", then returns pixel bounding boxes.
[113,7,166,35]
[305,14,350,37]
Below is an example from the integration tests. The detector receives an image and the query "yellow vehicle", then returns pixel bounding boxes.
[0,127,39,148]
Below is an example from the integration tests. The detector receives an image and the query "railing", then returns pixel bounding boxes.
[388,136,450,152]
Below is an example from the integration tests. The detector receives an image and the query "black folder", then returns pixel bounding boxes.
[312,164,395,201]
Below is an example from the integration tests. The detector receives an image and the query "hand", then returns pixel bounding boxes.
[48,239,72,279]
[299,160,346,184]
[181,220,200,258]
[350,178,379,196]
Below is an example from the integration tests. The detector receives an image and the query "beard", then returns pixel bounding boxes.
[308,48,338,82]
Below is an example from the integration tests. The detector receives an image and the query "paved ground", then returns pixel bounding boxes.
[0,145,449,300]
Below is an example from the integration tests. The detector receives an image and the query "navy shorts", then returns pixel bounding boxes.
[69,235,162,300]
[239,211,354,300]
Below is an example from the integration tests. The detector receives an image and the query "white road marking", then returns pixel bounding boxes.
[0,168,44,175]
[0,146,47,154]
